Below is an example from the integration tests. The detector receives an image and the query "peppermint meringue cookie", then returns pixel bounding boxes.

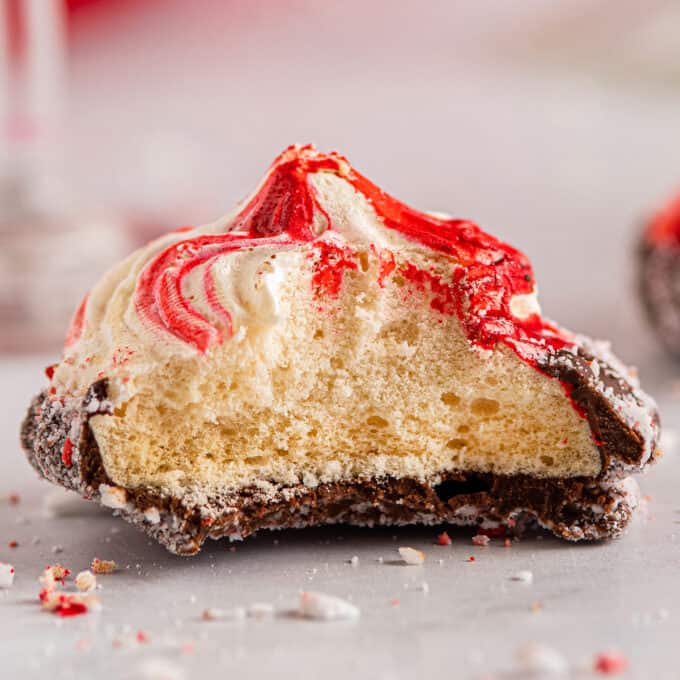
[22,145,660,554]
[639,189,680,356]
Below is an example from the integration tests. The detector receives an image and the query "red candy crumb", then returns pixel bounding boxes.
[8,540,18,549]
[55,596,89,618]
[8,493,20,505]
[504,538,512,548]
[436,531,452,546]
[594,651,628,676]
[136,630,150,644]
[44,364,57,380]
[467,556,476,562]
[61,438,74,467]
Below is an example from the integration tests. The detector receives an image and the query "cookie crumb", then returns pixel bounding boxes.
[593,651,628,675]
[299,591,360,621]
[398,547,425,565]
[91,558,117,574]
[75,570,96,592]
[436,532,451,546]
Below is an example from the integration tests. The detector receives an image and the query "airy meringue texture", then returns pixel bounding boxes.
[51,146,609,502]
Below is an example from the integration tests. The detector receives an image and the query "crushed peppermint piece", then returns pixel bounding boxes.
[7,540,18,549]
[143,507,161,524]
[247,603,275,619]
[348,555,359,567]
[51,545,63,554]
[299,591,360,621]
[75,570,97,592]
[398,547,425,565]
[8,493,20,505]
[376,557,384,563]
[91,558,117,574]
[0,563,15,587]
[510,570,534,583]
[530,601,544,613]
[136,630,150,644]
[504,538,512,548]
[467,556,476,562]
[43,564,70,583]
[61,438,73,467]
[515,642,568,676]
[99,484,128,510]
[593,651,628,675]
[472,534,490,546]
[436,531,452,546]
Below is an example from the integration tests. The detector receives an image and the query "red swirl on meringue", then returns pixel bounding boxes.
[131,144,571,368]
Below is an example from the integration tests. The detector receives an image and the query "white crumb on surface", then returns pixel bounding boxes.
[0,563,15,588]
[510,570,534,583]
[515,642,568,676]
[299,591,360,621]
[75,570,97,592]
[472,534,490,546]
[349,555,359,567]
[398,547,425,565]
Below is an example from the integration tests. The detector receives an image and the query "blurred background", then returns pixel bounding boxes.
[1,0,680,366]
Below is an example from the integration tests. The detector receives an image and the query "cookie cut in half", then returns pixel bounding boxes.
[22,145,660,554]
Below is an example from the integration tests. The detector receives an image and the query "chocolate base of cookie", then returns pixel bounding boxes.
[639,238,680,357]
[22,387,639,555]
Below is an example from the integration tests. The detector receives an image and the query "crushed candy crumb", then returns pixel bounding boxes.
[398,547,425,565]
[348,555,359,567]
[91,558,117,574]
[510,570,534,583]
[0,562,15,587]
[436,532,452,546]
[299,591,360,621]
[593,651,628,675]
[75,570,96,592]
[472,534,490,546]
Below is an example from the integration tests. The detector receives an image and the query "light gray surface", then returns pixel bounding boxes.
[1,343,679,680]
